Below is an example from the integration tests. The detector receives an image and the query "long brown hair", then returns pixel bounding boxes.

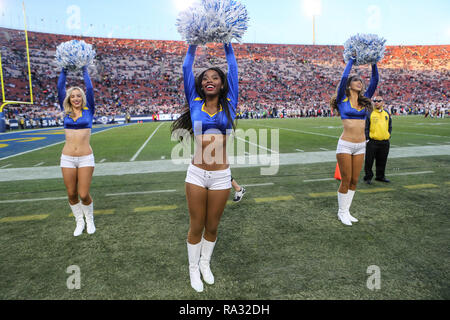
[171,67,236,141]
[330,75,373,115]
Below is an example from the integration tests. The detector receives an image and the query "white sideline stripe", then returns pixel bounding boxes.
[255,124,339,139]
[235,136,278,154]
[130,123,164,162]
[243,183,274,187]
[106,189,177,197]
[0,125,122,161]
[1,145,449,182]
[0,196,67,204]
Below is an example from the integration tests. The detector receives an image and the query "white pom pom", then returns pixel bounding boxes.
[176,0,250,45]
[343,34,386,66]
[55,40,96,70]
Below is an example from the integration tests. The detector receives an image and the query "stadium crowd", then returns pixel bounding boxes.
[1,27,448,127]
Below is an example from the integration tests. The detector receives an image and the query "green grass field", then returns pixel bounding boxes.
[0,116,449,300]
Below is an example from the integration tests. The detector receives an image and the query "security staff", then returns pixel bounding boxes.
[364,96,392,184]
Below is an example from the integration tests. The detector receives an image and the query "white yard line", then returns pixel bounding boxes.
[130,123,164,162]
[106,189,177,197]
[243,183,274,187]
[255,124,339,139]
[235,136,279,154]
[0,196,67,204]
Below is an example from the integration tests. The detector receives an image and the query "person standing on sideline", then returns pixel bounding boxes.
[58,66,96,237]
[329,57,379,226]
[171,43,238,293]
[364,96,392,184]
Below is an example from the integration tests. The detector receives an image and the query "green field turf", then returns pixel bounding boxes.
[0,116,449,300]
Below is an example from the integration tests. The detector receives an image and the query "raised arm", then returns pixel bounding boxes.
[182,45,198,104]
[337,59,354,103]
[57,68,67,111]
[365,112,371,140]
[224,43,238,114]
[83,66,95,113]
[365,64,379,98]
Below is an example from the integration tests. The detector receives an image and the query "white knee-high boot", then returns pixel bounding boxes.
[346,190,358,223]
[187,241,204,292]
[81,202,96,234]
[199,237,216,285]
[70,202,85,237]
[337,192,352,226]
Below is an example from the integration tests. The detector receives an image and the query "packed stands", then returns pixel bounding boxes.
[1,27,448,123]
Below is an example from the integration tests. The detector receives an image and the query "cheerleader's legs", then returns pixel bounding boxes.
[62,166,95,236]
[336,153,365,225]
[185,183,230,290]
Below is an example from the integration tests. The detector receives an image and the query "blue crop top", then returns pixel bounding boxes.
[183,44,238,136]
[336,59,379,120]
[57,67,95,129]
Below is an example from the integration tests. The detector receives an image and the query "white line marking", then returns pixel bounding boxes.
[235,136,278,154]
[0,164,12,169]
[99,159,106,163]
[296,149,304,152]
[0,197,67,204]
[304,178,335,182]
[388,171,434,177]
[130,123,164,162]
[319,148,329,151]
[243,183,274,187]
[106,189,177,197]
[33,162,45,167]
[255,124,339,139]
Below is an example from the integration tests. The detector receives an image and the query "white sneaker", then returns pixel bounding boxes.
[233,187,246,202]
[338,209,352,226]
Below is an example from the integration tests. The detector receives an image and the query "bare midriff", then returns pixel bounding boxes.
[340,119,366,143]
[62,129,93,156]
[192,134,229,171]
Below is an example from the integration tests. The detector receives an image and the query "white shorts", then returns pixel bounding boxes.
[60,154,95,168]
[336,139,366,156]
[185,164,232,191]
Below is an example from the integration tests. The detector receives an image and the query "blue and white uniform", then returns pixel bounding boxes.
[336,59,379,155]
[57,67,96,168]
[183,44,238,136]
[336,58,379,120]
[183,44,238,190]
[57,66,95,130]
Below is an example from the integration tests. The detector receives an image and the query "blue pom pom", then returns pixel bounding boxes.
[343,34,386,66]
[55,40,96,70]
[176,0,250,45]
